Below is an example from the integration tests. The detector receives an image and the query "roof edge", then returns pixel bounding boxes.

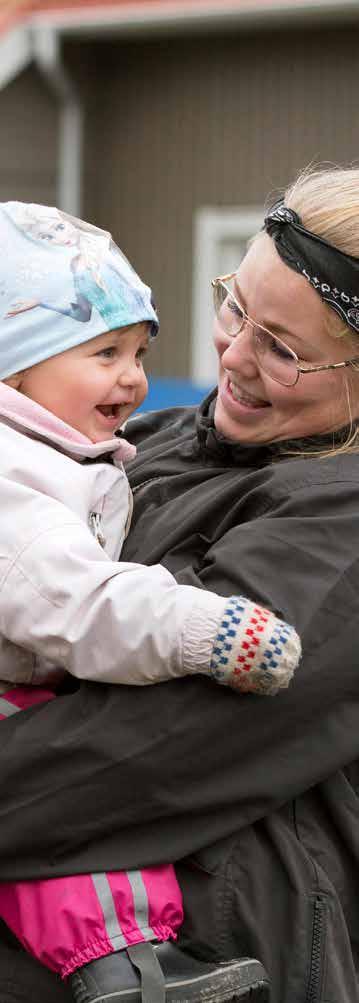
[20,0,359,39]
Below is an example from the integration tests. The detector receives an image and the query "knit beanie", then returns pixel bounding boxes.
[0,201,159,380]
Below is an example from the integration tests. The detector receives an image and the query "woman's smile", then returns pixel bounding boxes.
[226,376,271,410]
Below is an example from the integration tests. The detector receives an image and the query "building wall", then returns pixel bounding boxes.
[0,24,358,379]
[81,24,359,380]
[0,64,58,204]
[0,43,102,211]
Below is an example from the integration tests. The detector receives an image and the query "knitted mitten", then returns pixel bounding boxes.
[210,596,301,695]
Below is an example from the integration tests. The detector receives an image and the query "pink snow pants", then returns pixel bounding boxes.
[0,687,183,979]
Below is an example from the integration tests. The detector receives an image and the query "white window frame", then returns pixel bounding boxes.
[191,206,263,386]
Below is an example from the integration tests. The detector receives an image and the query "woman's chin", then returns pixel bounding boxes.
[214,392,267,445]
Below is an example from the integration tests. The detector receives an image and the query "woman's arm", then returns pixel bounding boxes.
[0,600,357,881]
[0,403,356,880]
[0,475,357,881]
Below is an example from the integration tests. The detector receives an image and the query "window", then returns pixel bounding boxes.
[191,206,263,386]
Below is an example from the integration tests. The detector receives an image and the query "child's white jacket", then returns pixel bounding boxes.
[0,384,223,693]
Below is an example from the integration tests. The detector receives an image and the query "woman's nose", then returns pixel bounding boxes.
[221,324,259,378]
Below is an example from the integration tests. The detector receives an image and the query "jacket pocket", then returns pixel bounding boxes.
[185,834,241,876]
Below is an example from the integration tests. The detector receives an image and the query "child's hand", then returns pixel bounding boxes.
[210,596,301,695]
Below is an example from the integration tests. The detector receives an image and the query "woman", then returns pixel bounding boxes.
[0,165,359,1003]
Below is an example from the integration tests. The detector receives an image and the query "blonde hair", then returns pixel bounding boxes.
[271,166,359,458]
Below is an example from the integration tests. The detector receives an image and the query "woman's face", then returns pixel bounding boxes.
[214,233,359,445]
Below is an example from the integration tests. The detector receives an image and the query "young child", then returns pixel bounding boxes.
[0,201,300,1003]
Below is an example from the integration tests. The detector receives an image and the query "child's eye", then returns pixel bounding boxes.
[96,346,116,359]
[136,346,148,362]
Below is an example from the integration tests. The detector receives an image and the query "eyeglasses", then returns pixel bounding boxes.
[212,273,359,388]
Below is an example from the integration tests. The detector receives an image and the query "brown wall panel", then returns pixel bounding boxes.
[82,25,359,379]
[0,65,58,204]
[0,44,103,215]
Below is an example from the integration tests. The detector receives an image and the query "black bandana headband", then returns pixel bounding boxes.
[264,202,359,334]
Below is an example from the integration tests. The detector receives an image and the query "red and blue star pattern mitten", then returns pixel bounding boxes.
[210,596,301,695]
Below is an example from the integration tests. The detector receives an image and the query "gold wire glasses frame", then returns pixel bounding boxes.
[212,272,359,388]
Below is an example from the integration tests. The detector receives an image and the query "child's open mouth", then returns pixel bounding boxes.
[96,404,121,421]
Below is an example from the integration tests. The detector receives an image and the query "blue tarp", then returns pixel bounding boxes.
[137,377,212,412]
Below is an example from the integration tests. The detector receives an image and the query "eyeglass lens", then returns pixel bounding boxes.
[213,280,298,387]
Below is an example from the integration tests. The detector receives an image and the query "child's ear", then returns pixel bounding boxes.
[3,372,24,390]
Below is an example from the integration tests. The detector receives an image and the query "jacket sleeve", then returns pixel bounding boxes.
[0,472,358,879]
[173,473,357,635]
[0,479,225,685]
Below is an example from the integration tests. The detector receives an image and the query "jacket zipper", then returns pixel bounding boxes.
[89,511,106,549]
[306,894,326,1003]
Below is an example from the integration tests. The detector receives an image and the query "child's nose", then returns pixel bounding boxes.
[117,358,142,386]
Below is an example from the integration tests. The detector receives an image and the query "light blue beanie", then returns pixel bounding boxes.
[0,201,159,380]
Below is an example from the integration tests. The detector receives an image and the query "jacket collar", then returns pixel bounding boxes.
[0,382,136,464]
[196,388,353,463]
[196,389,278,464]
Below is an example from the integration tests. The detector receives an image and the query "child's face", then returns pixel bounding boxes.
[11,323,149,442]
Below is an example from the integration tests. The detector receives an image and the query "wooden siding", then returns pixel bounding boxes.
[0,65,58,204]
[80,25,359,379]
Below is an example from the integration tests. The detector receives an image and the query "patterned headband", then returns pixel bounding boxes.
[264,202,359,334]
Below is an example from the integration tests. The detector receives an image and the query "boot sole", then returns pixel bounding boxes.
[88,988,268,1003]
[82,959,269,1002]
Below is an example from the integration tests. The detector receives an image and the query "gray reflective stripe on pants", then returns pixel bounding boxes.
[0,698,21,717]
[91,873,129,951]
[126,870,156,941]
[91,870,156,952]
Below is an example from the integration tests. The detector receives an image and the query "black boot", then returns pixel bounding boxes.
[70,941,269,1002]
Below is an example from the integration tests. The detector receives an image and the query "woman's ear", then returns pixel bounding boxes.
[3,372,24,390]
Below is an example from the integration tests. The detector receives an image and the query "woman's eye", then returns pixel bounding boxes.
[270,338,293,361]
[136,347,148,362]
[227,297,244,320]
